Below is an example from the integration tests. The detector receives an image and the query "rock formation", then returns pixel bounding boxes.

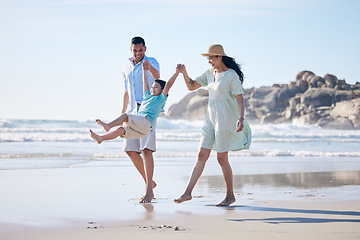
[165,71,360,130]
[166,89,209,120]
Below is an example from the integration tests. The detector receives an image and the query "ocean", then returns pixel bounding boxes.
[1,118,360,171]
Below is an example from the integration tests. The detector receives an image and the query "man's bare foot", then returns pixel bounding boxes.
[140,181,157,201]
[96,119,110,132]
[140,192,154,203]
[216,196,235,207]
[90,130,103,144]
[174,193,192,204]
[140,194,155,201]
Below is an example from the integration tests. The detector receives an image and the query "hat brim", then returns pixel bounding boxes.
[201,53,227,57]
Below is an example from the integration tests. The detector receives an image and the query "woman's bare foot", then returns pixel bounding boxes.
[174,193,192,204]
[216,195,235,207]
[96,119,110,132]
[90,130,103,144]
[140,192,154,203]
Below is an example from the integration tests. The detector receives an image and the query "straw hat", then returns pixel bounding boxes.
[201,44,228,57]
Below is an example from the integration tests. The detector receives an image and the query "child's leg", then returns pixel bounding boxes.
[96,114,129,132]
[90,127,125,144]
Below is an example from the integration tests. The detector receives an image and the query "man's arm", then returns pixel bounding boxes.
[143,59,160,80]
[149,63,160,79]
[148,58,160,79]
[122,91,129,113]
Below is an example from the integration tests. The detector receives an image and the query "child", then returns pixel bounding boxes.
[90,63,180,144]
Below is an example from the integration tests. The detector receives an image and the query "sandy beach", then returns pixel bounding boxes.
[1,154,359,240]
[2,200,360,240]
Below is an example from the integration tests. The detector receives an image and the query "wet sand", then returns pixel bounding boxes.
[0,156,360,239]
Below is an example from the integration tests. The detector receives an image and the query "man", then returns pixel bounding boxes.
[121,36,160,203]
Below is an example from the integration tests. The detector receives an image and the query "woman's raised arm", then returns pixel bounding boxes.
[179,65,201,91]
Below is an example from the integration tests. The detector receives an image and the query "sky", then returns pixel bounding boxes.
[0,0,359,120]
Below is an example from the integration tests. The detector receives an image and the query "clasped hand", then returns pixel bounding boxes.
[142,60,151,70]
[176,64,186,73]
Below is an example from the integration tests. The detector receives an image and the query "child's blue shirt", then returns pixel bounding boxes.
[138,90,167,127]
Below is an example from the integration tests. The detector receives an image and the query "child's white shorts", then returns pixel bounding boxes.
[122,114,152,139]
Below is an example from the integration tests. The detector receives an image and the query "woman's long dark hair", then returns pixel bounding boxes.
[222,56,244,84]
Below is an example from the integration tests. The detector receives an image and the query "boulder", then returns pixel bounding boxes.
[248,86,280,112]
[276,87,298,108]
[260,112,283,124]
[301,88,336,107]
[323,74,338,88]
[295,80,309,93]
[296,70,315,82]
[335,90,353,103]
[167,89,208,120]
[317,116,335,128]
[352,119,360,129]
[319,117,354,130]
[298,112,322,124]
[309,76,324,88]
[330,98,360,118]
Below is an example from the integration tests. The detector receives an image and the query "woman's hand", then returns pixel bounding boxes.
[176,64,186,74]
[235,117,244,132]
[176,64,183,73]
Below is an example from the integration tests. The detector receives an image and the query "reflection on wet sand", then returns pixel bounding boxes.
[140,203,154,220]
[202,171,360,190]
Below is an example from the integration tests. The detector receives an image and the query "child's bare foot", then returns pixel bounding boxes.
[90,130,103,144]
[140,192,154,203]
[96,119,110,132]
[174,193,192,203]
[216,195,235,207]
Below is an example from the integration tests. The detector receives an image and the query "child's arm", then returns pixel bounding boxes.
[163,65,181,96]
[142,61,150,93]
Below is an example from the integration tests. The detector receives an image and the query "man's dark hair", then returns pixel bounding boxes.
[155,79,166,89]
[131,36,145,46]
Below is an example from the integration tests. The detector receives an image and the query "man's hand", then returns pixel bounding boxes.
[142,60,150,71]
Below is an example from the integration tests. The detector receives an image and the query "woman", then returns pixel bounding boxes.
[174,44,251,206]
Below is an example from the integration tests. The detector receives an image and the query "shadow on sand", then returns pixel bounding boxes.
[206,204,360,224]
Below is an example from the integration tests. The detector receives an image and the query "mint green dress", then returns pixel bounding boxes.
[195,68,252,152]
